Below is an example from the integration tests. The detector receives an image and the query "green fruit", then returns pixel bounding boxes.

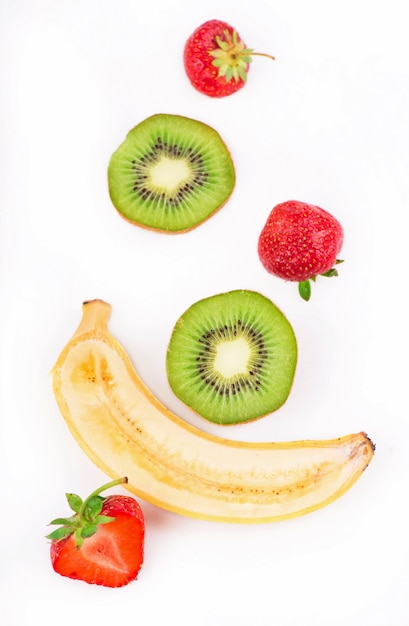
[107,113,235,233]
[166,290,298,425]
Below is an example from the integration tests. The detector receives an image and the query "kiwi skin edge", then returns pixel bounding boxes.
[116,192,234,235]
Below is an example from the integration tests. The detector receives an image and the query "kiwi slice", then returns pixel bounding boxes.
[166,290,297,425]
[107,113,235,233]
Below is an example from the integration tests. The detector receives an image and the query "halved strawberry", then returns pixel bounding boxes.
[47,477,144,587]
[183,19,275,98]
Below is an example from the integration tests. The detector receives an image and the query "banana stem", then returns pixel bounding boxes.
[73,299,112,337]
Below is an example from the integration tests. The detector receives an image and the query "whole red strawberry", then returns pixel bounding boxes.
[183,19,275,98]
[258,200,344,301]
[46,477,144,587]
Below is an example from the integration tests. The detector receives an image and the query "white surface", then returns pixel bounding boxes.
[1,1,408,624]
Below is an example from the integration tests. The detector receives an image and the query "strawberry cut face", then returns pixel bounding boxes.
[48,480,145,588]
[51,512,144,587]
[81,528,128,573]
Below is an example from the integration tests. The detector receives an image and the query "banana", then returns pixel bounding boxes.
[52,299,375,524]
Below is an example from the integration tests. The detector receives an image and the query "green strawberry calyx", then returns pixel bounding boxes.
[298,260,344,302]
[46,477,128,548]
[210,29,275,83]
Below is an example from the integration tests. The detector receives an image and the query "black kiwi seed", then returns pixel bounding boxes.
[166,290,298,426]
[107,113,235,233]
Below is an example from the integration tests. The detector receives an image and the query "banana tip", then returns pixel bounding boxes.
[360,431,376,453]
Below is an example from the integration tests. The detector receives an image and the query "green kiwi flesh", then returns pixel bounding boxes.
[107,113,235,233]
[166,290,298,425]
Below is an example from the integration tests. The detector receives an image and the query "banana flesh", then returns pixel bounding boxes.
[52,300,375,523]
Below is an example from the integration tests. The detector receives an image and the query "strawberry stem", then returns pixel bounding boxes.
[298,259,344,300]
[78,476,128,518]
[47,477,128,547]
[298,280,312,302]
[249,52,276,60]
[210,29,275,84]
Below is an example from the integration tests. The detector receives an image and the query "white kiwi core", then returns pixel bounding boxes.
[149,156,191,192]
[213,337,250,379]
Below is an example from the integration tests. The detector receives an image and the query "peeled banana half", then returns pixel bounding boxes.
[52,300,375,524]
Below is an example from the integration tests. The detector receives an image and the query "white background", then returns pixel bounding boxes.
[1,1,408,624]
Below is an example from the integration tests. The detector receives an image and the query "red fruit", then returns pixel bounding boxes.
[183,19,275,98]
[47,477,144,587]
[258,200,344,301]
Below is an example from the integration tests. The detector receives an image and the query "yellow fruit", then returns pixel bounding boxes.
[52,300,375,523]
